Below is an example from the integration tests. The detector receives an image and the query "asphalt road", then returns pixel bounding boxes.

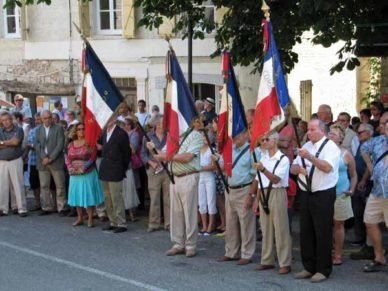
[0,202,387,291]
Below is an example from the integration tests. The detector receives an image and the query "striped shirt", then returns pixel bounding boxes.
[28,127,37,166]
[171,129,203,176]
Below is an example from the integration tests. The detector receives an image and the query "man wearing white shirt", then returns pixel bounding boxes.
[135,99,151,127]
[291,119,340,283]
[252,131,292,275]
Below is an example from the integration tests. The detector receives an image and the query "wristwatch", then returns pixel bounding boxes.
[260,167,266,173]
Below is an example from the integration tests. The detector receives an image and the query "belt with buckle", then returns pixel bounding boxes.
[174,171,199,178]
[229,183,251,190]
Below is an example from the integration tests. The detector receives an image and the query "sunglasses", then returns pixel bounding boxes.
[261,138,270,142]
[15,99,23,102]
[357,130,366,134]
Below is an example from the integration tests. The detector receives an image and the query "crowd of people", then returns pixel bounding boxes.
[0,94,387,283]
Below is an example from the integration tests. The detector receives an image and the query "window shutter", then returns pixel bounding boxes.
[300,80,312,121]
[78,0,91,37]
[122,0,135,39]
[20,2,27,40]
[215,7,229,26]
[158,16,175,37]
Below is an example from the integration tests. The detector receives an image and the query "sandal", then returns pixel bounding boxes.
[333,255,343,265]
[72,221,83,227]
[363,260,387,272]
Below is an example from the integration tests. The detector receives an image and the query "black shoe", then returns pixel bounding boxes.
[113,227,127,233]
[363,260,387,272]
[99,216,109,222]
[0,210,8,217]
[350,245,375,260]
[58,210,68,217]
[19,212,28,218]
[351,240,366,247]
[67,209,77,217]
[12,209,18,215]
[38,210,52,216]
[102,225,117,231]
[30,206,42,212]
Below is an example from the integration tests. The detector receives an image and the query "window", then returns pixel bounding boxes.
[3,5,20,38]
[194,2,215,34]
[96,0,122,34]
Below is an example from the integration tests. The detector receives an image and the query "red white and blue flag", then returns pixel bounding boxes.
[250,19,290,149]
[217,50,247,177]
[164,50,198,160]
[82,44,123,146]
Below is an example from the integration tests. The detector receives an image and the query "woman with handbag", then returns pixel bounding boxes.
[66,123,104,227]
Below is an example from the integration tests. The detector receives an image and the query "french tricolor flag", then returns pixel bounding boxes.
[217,50,247,177]
[82,44,124,146]
[250,19,290,149]
[164,50,198,160]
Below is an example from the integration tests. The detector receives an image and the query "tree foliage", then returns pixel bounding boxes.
[4,0,388,74]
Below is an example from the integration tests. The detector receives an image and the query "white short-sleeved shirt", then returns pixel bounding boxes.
[256,150,290,188]
[293,137,340,192]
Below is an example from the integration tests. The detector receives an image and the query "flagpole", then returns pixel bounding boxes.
[253,0,272,214]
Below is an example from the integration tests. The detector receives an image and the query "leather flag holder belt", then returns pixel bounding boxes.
[174,171,199,178]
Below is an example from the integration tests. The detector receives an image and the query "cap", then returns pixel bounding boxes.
[205,97,215,106]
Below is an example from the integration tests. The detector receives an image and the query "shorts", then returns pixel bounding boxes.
[334,193,354,221]
[363,194,388,226]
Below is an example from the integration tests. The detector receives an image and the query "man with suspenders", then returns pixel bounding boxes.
[291,119,340,283]
[216,130,257,265]
[251,131,292,275]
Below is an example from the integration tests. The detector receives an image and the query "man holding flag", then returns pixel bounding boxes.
[151,49,203,258]
[216,50,257,266]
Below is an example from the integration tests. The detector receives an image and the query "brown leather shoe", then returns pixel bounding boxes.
[217,256,238,262]
[165,247,185,256]
[237,258,251,265]
[254,264,275,271]
[279,266,291,274]
[185,249,196,258]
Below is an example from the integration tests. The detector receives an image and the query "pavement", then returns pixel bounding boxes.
[0,198,387,291]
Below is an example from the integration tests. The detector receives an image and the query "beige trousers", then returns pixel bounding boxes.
[102,180,126,227]
[39,166,66,212]
[170,173,199,251]
[225,186,256,259]
[0,158,27,214]
[147,169,170,229]
[259,187,292,267]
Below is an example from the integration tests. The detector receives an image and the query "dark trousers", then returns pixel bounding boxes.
[299,187,336,277]
[351,181,372,242]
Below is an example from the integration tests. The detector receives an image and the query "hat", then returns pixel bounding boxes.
[205,97,215,106]
[14,94,24,101]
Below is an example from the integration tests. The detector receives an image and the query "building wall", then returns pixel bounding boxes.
[288,32,358,119]
[0,1,259,113]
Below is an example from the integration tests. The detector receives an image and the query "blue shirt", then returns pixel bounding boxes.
[228,142,256,187]
[361,135,388,198]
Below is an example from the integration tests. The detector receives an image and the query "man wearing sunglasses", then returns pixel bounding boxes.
[252,132,292,275]
[10,94,32,119]
[349,123,374,258]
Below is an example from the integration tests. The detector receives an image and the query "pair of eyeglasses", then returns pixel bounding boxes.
[357,130,366,134]
[261,138,270,142]
[77,128,85,131]
[15,99,23,102]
